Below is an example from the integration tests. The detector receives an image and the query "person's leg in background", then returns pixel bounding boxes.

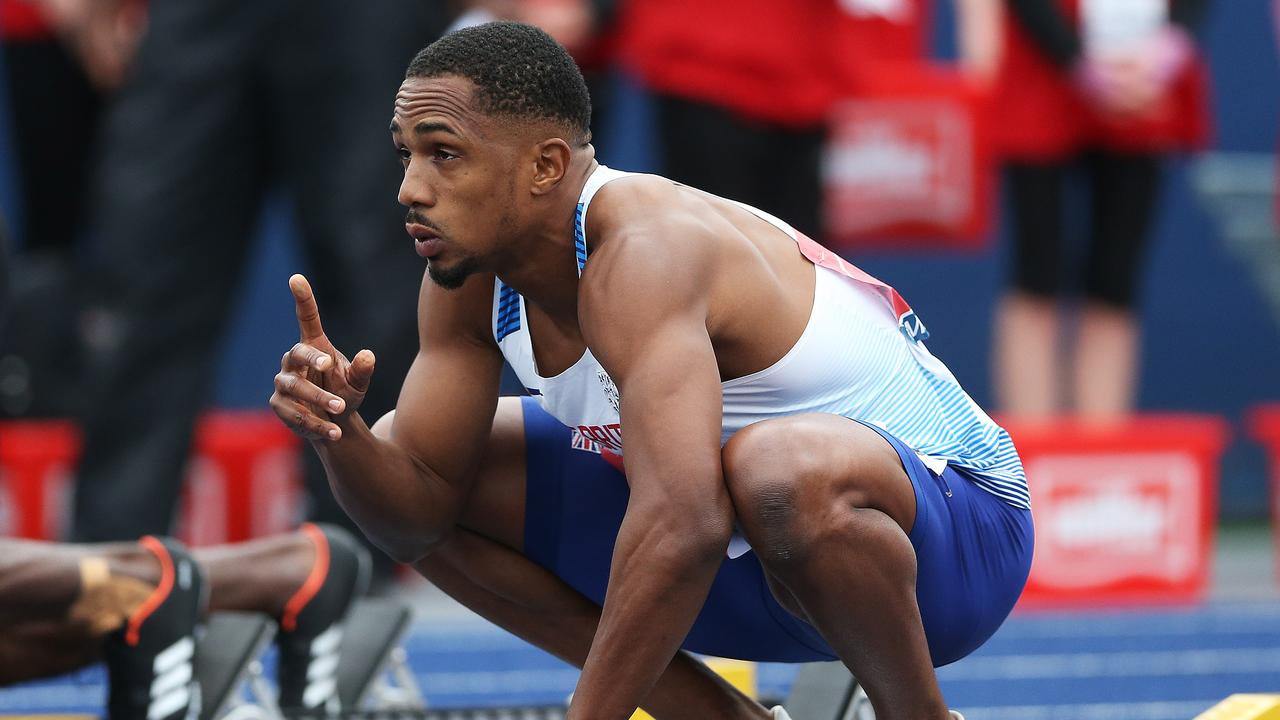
[657,94,825,239]
[266,0,449,582]
[658,95,762,212]
[72,2,273,541]
[754,122,825,240]
[0,35,100,418]
[994,161,1068,419]
[1074,150,1163,420]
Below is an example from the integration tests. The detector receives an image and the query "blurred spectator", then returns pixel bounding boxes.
[0,214,10,321]
[992,0,1211,421]
[70,0,449,574]
[0,0,139,418]
[453,0,619,154]
[618,0,999,240]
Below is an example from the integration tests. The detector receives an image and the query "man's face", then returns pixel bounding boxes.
[391,75,521,289]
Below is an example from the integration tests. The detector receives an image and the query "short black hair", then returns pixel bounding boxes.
[406,22,591,142]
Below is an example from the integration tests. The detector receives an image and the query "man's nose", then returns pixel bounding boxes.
[398,163,435,208]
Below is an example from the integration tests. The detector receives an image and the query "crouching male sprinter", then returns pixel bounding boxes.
[270,21,1032,720]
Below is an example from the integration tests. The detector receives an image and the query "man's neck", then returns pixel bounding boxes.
[495,155,599,320]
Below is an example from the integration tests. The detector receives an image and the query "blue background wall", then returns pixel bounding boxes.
[1,0,1277,516]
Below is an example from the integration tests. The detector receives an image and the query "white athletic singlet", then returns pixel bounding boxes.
[493,166,1030,513]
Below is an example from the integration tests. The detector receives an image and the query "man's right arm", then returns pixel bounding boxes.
[274,271,503,563]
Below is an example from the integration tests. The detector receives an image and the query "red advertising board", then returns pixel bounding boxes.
[1247,404,1280,581]
[1007,415,1229,609]
[824,63,993,251]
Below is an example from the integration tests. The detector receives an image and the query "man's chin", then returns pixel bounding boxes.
[426,258,473,290]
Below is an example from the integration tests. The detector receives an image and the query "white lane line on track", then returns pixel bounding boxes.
[958,700,1215,719]
[940,647,1280,680]
[1001,605,1280,639]
[421,669,582,694]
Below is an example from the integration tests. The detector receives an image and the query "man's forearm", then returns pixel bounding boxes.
[569,510,730,719]
[313,414,462,563]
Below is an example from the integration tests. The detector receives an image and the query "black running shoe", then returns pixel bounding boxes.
[104,536,206,720]
[275,522,371,712]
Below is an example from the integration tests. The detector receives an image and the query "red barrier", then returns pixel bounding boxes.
[177,412,302,546]
[0,420,80,539]
[1007,415,1229,609]
[0,412,300,545]
[1247,404,1280,582]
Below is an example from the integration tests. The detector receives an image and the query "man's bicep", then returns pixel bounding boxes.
[609,323,725,498]
[580,228,725,490]
[389,275,504,484]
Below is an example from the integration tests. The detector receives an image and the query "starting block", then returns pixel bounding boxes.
[198,612,280,720]
[782,662,861,720]
[188,600,419,719]
[337,600,422,711]
[1196,695,1280,720]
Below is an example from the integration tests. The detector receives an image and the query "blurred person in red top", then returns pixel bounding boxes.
[0,0,142,419]
[991,0,1211,421]
[618,0,999,240]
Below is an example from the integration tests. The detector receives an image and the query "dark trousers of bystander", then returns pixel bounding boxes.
[0,38,100,418]
[71,0,447,572]
[1005,150,1163,307]
[656,94,827,240]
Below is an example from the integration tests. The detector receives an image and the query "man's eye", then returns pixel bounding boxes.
[433,149,457,161]
[397,147,411,163]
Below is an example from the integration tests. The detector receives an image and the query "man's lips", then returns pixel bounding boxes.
[407,223,441,259]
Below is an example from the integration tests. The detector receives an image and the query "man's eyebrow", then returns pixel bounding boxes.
[389,119,462,137]
[413,121,459,137]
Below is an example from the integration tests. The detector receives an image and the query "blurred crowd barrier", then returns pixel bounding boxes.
[5,408,1280,608]
[1009,415,1229,608]
[0,413,301,545]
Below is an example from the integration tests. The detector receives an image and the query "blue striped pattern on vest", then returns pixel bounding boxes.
[574,202,588,275]
[857,358,1029,509]
[495,281,522,342]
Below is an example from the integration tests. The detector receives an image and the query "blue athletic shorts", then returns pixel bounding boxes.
[519,397,1033,666]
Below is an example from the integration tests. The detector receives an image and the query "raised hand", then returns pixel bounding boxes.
[270,274,376,442]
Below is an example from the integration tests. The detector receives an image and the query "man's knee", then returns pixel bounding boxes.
[370,410,396,440]
[722,416,912,564]
[722,419,832,565]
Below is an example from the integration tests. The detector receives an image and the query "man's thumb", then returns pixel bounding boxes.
[348,349,376,392]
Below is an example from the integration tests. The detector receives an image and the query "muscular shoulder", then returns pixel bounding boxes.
[582,175,723,288]
[576,176,720,359]
[580,178,718,302]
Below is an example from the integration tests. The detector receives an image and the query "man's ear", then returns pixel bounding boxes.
[530,138,572,196]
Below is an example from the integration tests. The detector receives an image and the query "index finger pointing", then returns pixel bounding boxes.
[289,274,326,341]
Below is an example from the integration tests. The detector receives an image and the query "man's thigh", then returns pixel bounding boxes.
[832,420,1034,667]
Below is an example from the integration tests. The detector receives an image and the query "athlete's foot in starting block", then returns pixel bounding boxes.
[103,537,206,720]
[273,523,372,712]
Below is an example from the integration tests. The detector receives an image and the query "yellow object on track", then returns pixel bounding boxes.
[630,658,757,720]
[1196,695,1280,720]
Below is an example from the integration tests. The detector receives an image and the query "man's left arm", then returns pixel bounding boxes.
[571,227,736,719]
